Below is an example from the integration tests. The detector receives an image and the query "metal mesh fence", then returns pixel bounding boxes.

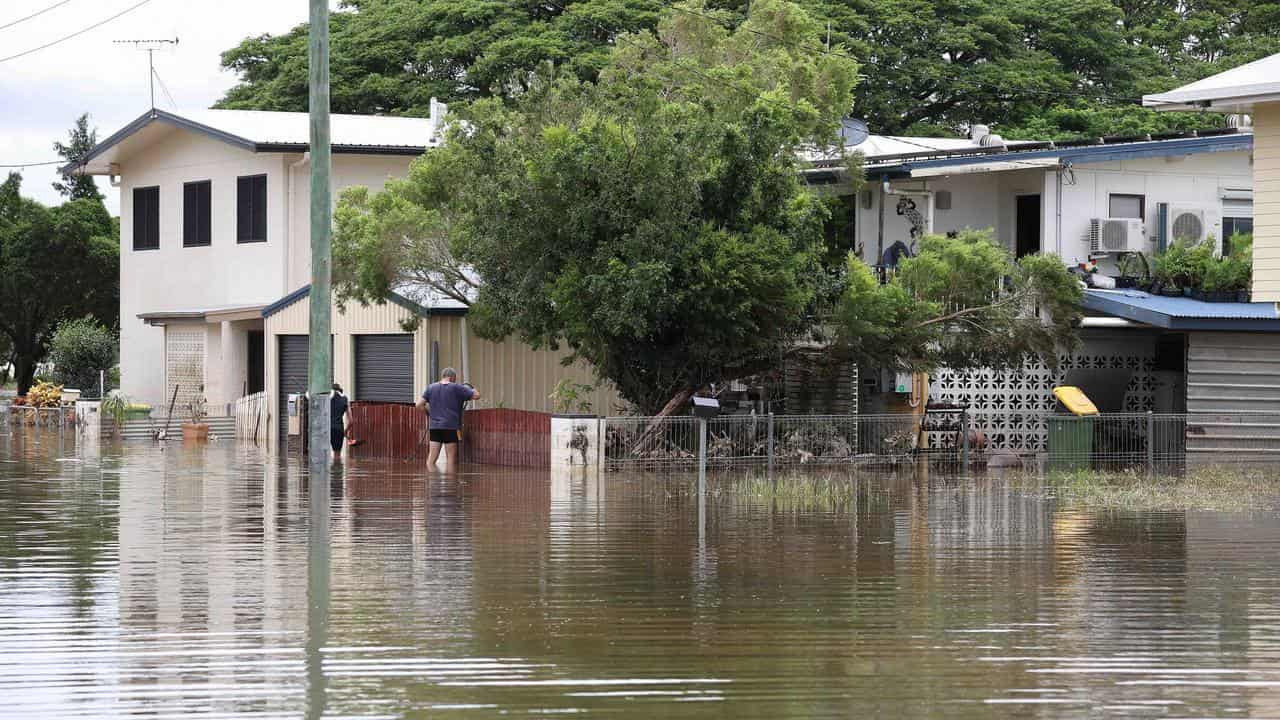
[603,411,1280,473]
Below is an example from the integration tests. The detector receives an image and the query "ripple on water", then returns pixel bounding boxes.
[1,438,1279,717]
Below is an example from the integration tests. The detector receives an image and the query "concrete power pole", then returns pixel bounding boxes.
[307,0,333,469]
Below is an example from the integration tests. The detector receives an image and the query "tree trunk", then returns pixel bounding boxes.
[628,386,696,458]
[14,354,36,396]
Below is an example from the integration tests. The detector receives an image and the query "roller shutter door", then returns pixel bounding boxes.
[355,334,414,403]
[277,335,332,446]
[277,335,309,444]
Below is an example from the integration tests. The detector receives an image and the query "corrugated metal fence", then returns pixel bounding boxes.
[348,403,551,467]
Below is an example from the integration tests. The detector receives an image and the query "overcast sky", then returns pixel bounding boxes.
[0,0,334,215]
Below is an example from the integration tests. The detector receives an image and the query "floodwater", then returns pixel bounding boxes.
[3,434,1280,718]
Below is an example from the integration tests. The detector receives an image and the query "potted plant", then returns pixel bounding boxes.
[1196,254,1251,302]
[182,387,210,441]
[1152,241,1213,296]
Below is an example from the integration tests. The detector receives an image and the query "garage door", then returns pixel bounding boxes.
[277,335,309,445]
[355,334,414,403]
[277,335,335,446]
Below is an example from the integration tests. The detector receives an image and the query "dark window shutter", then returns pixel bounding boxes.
[237,175,267,243]
[133,186,159,250]
[183,184,197,246]
[236,176,251,242]
[199,182,211,245]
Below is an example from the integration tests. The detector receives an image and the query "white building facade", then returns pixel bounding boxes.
[69,105,447,411]
[814,130,1254,270]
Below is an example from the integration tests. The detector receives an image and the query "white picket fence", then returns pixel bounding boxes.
[234,392,269,444]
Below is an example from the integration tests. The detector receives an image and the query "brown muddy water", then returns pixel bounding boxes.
[3,433,1280,718]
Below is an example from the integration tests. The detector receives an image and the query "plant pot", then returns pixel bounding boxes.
[1238,290,1252,303]
[182,422,210,441]
[1115,276,1140,289]
[1190,288,1239,303]
[1159,285,1184,297]
[123,408,151,421]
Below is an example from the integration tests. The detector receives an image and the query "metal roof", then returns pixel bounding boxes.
[262,285,467,320]
[67,106,444,175]
[1144,53,1280,113]
[138,303,268,325]
[1082,289,1280,331]
[858,131,1252,179]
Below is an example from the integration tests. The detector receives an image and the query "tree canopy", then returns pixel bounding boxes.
[0,174,118,395]
[333,0,859,414]
[836,230,1083,373]
[52,114,103,202]
[216,0,1280,139]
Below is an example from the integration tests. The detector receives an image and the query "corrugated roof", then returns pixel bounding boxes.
[262,285,467,319]
[1083,289,1280,331]
[175,109,438,149]
[1144,53,1280,112]
[67,104,447,175]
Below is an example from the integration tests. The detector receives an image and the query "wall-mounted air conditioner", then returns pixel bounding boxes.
[1090,218,1147,254]
[1167,205,1212,247]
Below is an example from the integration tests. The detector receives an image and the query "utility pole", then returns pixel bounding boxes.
[113,38,178,109]
[307,0,333,469]
[305,4,333,720]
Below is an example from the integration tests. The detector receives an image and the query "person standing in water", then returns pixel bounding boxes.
[330,383,351,462]
[416,368,480,471]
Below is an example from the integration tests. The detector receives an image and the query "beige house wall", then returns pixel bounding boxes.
[1254,103,1280,301]
[264,294,620,450]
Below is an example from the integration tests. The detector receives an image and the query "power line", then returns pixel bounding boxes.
[0,0,72,31]
[0,160,63,168]
[0,0,155,65]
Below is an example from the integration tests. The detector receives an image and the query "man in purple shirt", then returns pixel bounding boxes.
[416,367,481,471]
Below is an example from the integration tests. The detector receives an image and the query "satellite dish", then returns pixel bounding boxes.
[840,118,869,146]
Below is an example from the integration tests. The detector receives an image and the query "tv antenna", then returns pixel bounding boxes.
[113,37,179,109]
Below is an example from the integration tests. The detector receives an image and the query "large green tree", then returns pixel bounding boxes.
[836,230,1083,373]
[216,0,1279,139]
[52,114,103,202]
[334,0,859,414]
[216,0,661,115]
[0,174,118,395]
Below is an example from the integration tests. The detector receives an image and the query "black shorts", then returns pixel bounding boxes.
[330,427,345,452]
[429,428,459,444]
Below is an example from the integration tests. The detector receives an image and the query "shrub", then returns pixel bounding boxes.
[1152,240,1214,289]
[48,317,117,399]
[27,381,63,408]
[1202,254,1251,292]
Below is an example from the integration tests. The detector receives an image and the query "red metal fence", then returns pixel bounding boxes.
[460,408,551,468]
[347,403,550,468]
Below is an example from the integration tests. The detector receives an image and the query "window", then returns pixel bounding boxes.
[1223,197,1253,256]
[183,181,211,247]
[132,186,160,251]
[236,174,268,243]
[1109,193,1145,220]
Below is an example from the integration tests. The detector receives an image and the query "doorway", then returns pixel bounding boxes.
[247,331,265,395]
[1016,194,1041,258]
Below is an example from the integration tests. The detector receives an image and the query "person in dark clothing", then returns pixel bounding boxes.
[416,367,481,471]
[330,383,350,461]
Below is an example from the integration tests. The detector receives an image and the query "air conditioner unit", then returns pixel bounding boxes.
[1168,205,1210,246]
[1090,218,1147,254]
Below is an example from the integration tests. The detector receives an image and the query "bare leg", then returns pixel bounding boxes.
[426,441,443,468]
[444,442,460,472]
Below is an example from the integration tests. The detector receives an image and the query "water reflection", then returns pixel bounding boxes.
[2,436,1280,716]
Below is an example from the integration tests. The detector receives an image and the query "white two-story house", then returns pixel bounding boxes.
[67,102,450,412]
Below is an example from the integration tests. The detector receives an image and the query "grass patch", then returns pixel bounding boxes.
[1016,466,1280,512]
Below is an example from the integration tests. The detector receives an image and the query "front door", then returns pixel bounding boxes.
[1016,194,1041,258]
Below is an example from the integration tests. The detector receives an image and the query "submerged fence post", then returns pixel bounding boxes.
[766,412,775,479]
[1146,411,1155,477]
[960,408,969,475]
[698,416,708,497]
